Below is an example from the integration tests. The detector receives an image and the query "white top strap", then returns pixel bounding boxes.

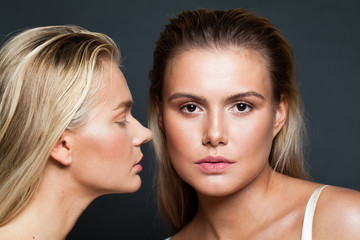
[301,185,328,240]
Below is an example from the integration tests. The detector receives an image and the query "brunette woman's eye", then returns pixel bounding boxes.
[233,103,251,112]
[181,104,199,113]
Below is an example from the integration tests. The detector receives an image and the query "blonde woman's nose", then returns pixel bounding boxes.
[133,118,152,146]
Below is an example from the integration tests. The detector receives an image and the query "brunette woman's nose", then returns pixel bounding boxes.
[202,114,228,147]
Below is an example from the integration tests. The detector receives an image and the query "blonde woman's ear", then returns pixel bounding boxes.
[50,132,72,166]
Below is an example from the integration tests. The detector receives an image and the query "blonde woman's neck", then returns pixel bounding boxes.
[0,159,97,240]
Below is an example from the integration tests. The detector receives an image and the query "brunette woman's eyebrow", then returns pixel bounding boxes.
[225,92,265,102]
[168,93,206,103]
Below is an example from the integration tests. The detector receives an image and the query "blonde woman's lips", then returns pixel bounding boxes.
[133,155,143,172]
[195,155,235,174]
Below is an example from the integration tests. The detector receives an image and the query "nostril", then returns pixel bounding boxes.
[202,133,227,147]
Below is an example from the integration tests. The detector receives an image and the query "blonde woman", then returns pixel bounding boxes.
[149,8,360,239]
[0,25,152,239]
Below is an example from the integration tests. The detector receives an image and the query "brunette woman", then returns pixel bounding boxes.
[149,8,360,240]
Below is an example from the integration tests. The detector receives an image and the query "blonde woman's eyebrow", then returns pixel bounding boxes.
[113,100,133,111]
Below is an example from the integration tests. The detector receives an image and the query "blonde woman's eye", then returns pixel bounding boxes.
[180,104,199,113]
[117,120,129,127]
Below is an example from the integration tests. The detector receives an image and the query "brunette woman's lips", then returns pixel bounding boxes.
[133,155,143,172]
[195,156,235,173]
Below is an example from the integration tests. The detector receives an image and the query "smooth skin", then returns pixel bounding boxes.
[160,48,360,240]
[0,61,152,239]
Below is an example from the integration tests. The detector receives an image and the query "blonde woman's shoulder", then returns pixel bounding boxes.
[313,185,360,239]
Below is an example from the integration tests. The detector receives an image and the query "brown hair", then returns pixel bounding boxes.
[149,8,307,230]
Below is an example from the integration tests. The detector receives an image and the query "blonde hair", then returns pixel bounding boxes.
[149,8,307,229]
[0,25,120,225]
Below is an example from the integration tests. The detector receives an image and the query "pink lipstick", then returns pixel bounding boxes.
[133,155,143,172]
[195,156,235,174]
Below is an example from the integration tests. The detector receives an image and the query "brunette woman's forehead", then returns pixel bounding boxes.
[163,47,273,94]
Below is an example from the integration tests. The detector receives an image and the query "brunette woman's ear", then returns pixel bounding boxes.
[273,94,288,138]
[155,98,165,131]
[50,130,72,166]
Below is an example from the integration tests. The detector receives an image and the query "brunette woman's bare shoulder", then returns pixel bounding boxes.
[169,216,207,240]
[170,222,198,240]
[313,186,360,239]
[169,229,191,240]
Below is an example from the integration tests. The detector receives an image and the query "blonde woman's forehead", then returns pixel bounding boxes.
[89,61,131,115]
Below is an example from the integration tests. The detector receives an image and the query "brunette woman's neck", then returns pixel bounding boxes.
[181,166,293,240]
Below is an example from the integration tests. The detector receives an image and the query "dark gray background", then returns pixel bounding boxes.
[1,0,359,239]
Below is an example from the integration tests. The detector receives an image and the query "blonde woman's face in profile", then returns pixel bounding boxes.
[68,61,152,194]
[161,49,286,197]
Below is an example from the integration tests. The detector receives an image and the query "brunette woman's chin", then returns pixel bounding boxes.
[187,164,275,199]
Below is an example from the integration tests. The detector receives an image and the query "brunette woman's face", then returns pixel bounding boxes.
[161,49,286,197]
[68,61,152,195]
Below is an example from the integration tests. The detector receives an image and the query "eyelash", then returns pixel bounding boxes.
[180,103,202,114]
[117,120,129,127]
[179,102,253,115]
[230,102,252,113]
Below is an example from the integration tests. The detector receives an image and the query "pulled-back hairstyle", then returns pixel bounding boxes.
[149,8,307,230]
[0,25,120,225]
